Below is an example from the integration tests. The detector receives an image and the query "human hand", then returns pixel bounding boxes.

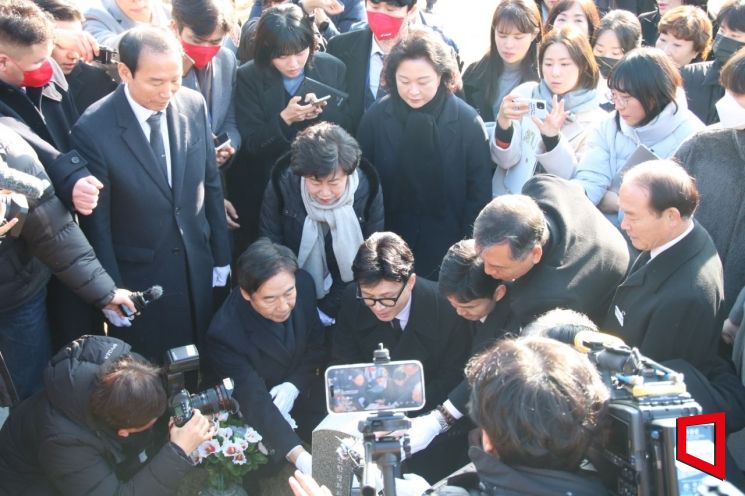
[497,94,530,131]
[0,197,18,236]
[72,175,103,215]
[270,382,300,416]
[598,190,619,214]
[54,28,99,63]
[289,470,330,496]
[103,288,137,317]
[224,199,240,229]
[280,96,323,125]
[216,144,235,166]
[302,0,344,15]
[532,95,569,138]
[295,451,313,475]
[169,408,216,455]
[722,318,739,345]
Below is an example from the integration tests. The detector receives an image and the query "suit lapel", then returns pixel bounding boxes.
[115,88,172,201]
[168,102,187,203]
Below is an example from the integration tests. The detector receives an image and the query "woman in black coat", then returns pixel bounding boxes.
[205,239,325,475]
[259,122,383,321]
[228,3,350,255]
[357,28,492,278]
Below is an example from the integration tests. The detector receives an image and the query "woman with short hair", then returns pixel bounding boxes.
[546,0,601,39]
[656,5,713,67]
[357,28,492,278]
[259,122,384,321]
[573,48,704,224]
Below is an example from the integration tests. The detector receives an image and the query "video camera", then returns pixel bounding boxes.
[324,344,426,496]
[550,329,717,496]
[164,345,239,427]
[0,159,50,238]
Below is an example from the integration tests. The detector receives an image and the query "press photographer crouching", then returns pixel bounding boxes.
[0,336,214,495]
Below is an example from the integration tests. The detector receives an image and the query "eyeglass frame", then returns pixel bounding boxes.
[606,91,633,109]
[356,277,410,308]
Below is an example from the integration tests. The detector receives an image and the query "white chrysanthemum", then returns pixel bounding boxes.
[233,452,247,465]
[198,439,221,459]
[244,427,262,443]
[217,427,233,440]
[221,441,243,457]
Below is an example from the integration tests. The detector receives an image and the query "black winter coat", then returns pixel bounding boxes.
[0,123,115,311]
[356,93,492,278]
[228,52,349,254]
[332,277,470,410]
[258,155,384,317]
[681,61,724,125]
[0,336,193,496]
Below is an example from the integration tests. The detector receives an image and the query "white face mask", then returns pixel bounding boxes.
[715,91,745,130]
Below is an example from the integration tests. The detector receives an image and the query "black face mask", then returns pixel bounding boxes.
[597,56,620,79]
[713,33,745,65]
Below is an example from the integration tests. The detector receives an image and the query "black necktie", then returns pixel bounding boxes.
[629,251,651,275]
[375,53,387,100]
[391,318,402,332]
[146,112,168,184]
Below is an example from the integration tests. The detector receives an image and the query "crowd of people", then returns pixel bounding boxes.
[1,0,745,493]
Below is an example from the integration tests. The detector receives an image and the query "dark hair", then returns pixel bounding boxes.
[352,232,414,286]
[89,355,167,429]
[383,26,462,97]
[237,238,299,294]
[368,0,417,8]
[546,0,601,39]
[466,336,609,471]
[592,9,641,55]
[718,0,745,33]
[253,4,316,70]
[482,0,542,106]
[623,160,699,218]
[473,195,548,261]
[172,0,232,38]
[0,0,54,52]
[539,25,599,90]
[658,6,713,61]
[33,0,82,22]
[438,239,502,302]
[608,47,682,126]
[721,45,745,92]
[118,26,182,75]
[290,122,361,178]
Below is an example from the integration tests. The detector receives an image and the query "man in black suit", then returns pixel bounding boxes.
[603,160,723,370]
[474,175,630,328]
[72,26,231,363]
[332,231,470,482]
[326,0,418,133]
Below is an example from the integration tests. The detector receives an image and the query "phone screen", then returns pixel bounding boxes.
[325,361,426,414]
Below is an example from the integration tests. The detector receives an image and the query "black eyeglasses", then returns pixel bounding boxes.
[356,278,409,308]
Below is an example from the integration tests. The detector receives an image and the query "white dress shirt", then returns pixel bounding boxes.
[124,84,172,187]
[650,221,695,261]
[369,37,385,99]
[394,292,412,330]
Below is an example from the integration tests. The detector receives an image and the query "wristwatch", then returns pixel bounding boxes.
[435,405,455,432]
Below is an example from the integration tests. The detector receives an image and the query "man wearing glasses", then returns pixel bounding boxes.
[332,231,470,481]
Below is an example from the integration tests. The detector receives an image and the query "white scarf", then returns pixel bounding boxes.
[297,170,364,298]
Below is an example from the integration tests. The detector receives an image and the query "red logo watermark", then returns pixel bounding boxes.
[676,412,726,480]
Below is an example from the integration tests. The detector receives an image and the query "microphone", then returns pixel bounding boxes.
[0,166,49,199]
[120,285,163,317]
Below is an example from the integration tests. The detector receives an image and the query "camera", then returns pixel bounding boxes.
[163,345,238,427]
[554,330,719,496]
[92,47,119,65]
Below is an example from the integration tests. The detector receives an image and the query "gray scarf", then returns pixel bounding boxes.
[298,170,364,298]
[535,80,598,121]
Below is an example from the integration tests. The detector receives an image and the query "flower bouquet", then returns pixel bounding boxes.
[191,411,269,493]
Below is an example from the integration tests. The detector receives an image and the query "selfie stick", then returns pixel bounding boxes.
[358,344,411,496]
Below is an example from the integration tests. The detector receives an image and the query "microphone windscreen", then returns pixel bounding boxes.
[143,285,163,302]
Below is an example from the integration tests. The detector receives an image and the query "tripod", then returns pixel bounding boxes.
[358,412,411,496]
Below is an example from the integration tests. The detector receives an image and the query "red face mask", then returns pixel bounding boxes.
[181,40,221,70]
[367,10,406,41]
[20,59,53,88]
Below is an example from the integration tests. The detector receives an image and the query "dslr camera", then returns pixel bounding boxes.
[164,345,238,427]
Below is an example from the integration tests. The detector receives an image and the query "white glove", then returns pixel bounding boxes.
[102,309,132,327]
[295,450,313,475]
[407,410,444,455]
[395,473,431,496]
[270,382,300,416]
[212,265,230,287]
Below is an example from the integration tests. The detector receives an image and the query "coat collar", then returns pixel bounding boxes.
[381,92,460,154]
[236,292,297,364]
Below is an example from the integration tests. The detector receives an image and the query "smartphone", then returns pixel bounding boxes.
[325,360,426,414]
[213,132,230,150]
[518,98,548,120]
[310,94,332,107]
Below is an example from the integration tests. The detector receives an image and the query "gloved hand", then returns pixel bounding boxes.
[270,382,300,416]
[102,308,132,327]
[395,473,431,496]
[295,450,313,475]
[407,410,444,455]
[212,265,230,287]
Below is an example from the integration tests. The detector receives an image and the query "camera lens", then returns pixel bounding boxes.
[537,102,545,109]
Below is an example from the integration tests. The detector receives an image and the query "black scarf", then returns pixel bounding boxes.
[391,84,448,218]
